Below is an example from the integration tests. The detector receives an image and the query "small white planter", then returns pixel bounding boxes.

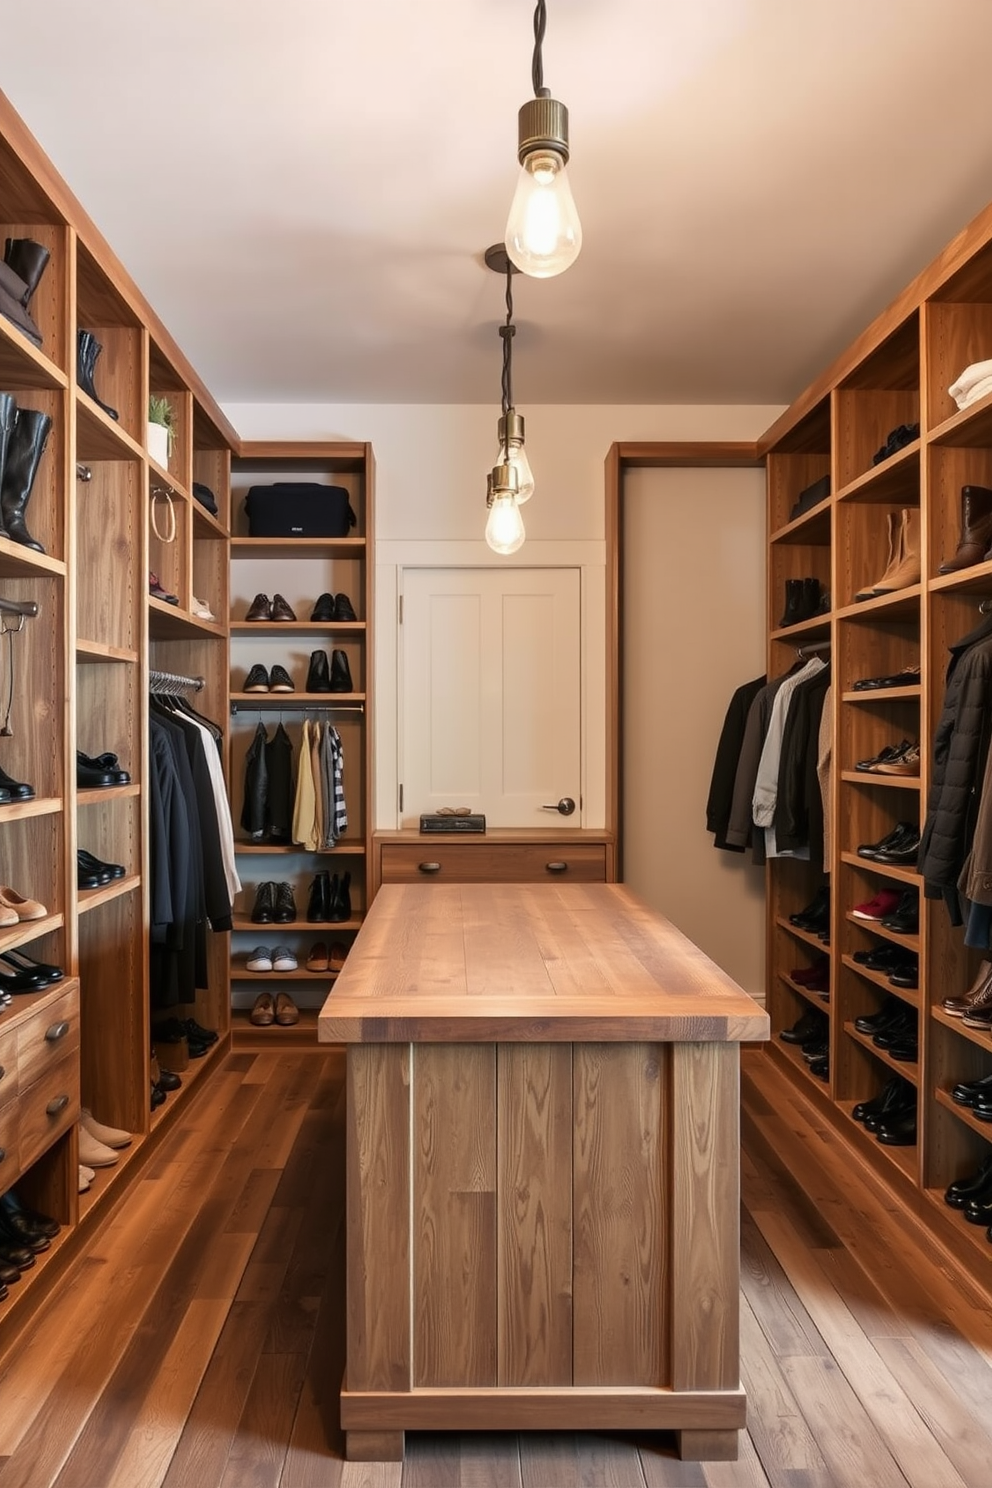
[147,420,170,468]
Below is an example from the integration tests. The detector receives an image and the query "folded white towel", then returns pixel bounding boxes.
[949,358,992,408]
[958,374,992,411]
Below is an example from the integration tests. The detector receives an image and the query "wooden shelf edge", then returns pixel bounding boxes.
[839,954,919,1008]
[839,851,921,886]
[842,911,919,953]
[77,874,140,915]
[843,1021,919,1084]
[841,686,921,703]
[75,639,139,664]
[0,795,61,822]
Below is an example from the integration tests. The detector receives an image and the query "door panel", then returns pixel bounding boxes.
[402,568,581,829]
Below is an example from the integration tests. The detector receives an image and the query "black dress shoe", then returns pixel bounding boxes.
[250,881,276,923]
[808,1055,829,1080]
[856,822,917,860]
[886,1039,919,1063]
[854,997,906,1034]
[871,830,920,866]
[77,750,130,787]
[855,742,910,774]
[852,665,921,691]
[245,593,272,621]
[0,960,50,993]
[333,592,357,621]
[875,1108,918,1145]
[945,1156,992,1206]
[310,592,336,621]
[872,1011,917,1049]
[78,848,125,880]
[273,881,297,924]
[155,1068,182,1092]
[77,850,113,888]
[887,965,919,989]
[854,946,905,968]
[268,664,295,693]
[329,649,353,692]
[879,889,919,934]
[0,1255,20,1285]
[0,1207,50,1253]
[243,664,270,693]
[0,762,34,800]
[181,1017,218,1047]
[779,1008,828,1045]
[853,1074,913,1123]
[306,650,331,693]
[864,1083,916,1131]
[151,1082,166,1110]
[0,1193,58,1240]
[951,1072,992,1107]
[789,886,830,932]
[0,1241,34,1270]
[329,870,352,922]
[0,948,62,984]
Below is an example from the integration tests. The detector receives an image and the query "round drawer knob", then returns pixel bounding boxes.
[45,1021,70,1043]
[46,1093,70,1116]
[545,861,568,874]
[418,862,442,874]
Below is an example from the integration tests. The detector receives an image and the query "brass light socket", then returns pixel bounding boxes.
[498,410,526,448]
[517,96,569,165]
[490,461,521,497]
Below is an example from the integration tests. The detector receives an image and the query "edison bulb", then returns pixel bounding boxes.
[485,492,526,555]
[505,149,582,279]
[497,412,534,503]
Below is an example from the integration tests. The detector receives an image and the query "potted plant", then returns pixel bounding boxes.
[147,395,175,468]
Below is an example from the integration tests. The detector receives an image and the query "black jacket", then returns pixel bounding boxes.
[919,613,992,920]
[706,674,766,851]
[774,665,831,862]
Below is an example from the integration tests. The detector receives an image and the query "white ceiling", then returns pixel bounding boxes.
[4,0,992,407]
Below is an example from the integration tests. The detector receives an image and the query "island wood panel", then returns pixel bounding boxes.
[413,1044,497,1387]
[496,1043,573,1387]
[345,1043,411,1393]
[573,1043,668,1387]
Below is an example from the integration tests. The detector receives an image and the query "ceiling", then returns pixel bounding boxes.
[4,0,992,407]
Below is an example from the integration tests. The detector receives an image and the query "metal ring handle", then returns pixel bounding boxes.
[418,862,442,874]
[45,1021,70,1043]
[46,1093,70,1116]
[545,861,568,874]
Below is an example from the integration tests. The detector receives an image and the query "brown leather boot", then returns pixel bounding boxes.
[938,485,992,573]
[873,508,921,593]
[856,510,900,600]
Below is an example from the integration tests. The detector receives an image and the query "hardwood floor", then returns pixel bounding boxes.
[1,1047,991,1487]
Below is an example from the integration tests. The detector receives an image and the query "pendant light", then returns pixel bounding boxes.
[505,0,582,279]
[484,245,530,555]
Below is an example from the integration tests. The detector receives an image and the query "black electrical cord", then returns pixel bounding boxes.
[498,267,516,459]
[532,0,549,97]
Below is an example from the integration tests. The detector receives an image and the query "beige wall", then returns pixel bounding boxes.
[622,467,767,1001]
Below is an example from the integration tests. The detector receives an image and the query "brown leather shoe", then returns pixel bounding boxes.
[940,485,992,573]
[944,960,992,1016]
[329,941,348,971]
[306,940,329,971]
[250,992,275,1026]
[270,593,297,621]
[274,992,299,1026]
[245,593,271,621]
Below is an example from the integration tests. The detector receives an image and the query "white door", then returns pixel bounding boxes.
[400,567,582,828]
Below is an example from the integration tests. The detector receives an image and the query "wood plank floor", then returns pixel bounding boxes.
[1,1048,991,1487]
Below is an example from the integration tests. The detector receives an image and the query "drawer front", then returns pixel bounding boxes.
[380,843,608,884]
[17,986,80,1088]
[0,1098,18,1180]
[0,1023,19,1109]
[18,1050,78,1172]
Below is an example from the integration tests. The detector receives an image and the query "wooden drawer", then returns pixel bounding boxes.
[379,843,609,884]
[18,1050,78,1171]
[17,985,80,1088]
[0,1098,18,1181]
[0,1022,18,1109]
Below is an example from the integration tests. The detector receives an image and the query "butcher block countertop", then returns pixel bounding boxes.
[318,882,768,1045]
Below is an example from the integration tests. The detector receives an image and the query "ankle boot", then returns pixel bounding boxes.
[873,508,920,593]
[329,870,352,923]
[778,578,804,628]
[273,881,297,924]
[799,577,824,621]
[250,880,276,923]
[306,650,331,693]
[307,872,329,923]
[3,239,50,311]
[939,485,992,573]
[330,649,353,692]
[0,395,15,540]
[0,407,50,553]
[856,510,900,600]
[77,329,119,421]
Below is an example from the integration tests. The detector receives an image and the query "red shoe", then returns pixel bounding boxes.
[851,890,902,921]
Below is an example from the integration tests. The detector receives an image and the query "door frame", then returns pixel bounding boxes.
[605,441,765,878]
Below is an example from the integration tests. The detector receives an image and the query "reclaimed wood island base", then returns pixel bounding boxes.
[318,883,769,1464]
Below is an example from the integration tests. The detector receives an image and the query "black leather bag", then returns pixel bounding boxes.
[244,482,357,538]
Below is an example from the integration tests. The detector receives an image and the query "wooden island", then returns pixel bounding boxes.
[318,882,769,1463]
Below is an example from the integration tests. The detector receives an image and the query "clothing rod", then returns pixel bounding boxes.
[0,595,39,619]
[149,669,205,692]
[229,700,364,715]
[797,640,831,656]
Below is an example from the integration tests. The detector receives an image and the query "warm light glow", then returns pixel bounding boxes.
[499,438,534,504]
[505,149,582,278]
[485,491,526,554]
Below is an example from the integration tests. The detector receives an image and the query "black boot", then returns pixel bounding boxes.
[0,260,42,346]
[307,872,329,923]
[330,649,353,692]
[0,394,15,540]
[801,576,824,619]
[306,650,331,692]
[4,239,50,312]
[77,329,119,421]
[273,881,297,924]
[329,871,352,922]
[778,578,804,628]
[0,762,34,800]
[250,881,276,923]
[1,407,51,553]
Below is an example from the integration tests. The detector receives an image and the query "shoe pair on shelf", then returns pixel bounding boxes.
[860,1002,918,1062]
[855,508,921,600]
[944,1157,992,1240]
[852,942,918,986]
[0,394,51,555]
[77,750,131,788]
[0,885,46,927]
[0,761,34,803]
[250,990,299,1026]
[245,593,296,622]
[77,848,126,889]
[311,592,357,622]
[854,740,920,777]
[306,940,348,972]
[148,571,178,605]
[243,663,294,693]
[0,947,63,1000]
[246,945,297,972]
[305,649,353,693]
[787,955,830,998]
[78,1108,132,1170]
[150,1049,182,1110]
[950,1074,992,1123]
[308,871,351,924]
[251,881,297,924]
[779,1006,828,1051]
[0,1190,59,1280]
[850,889,904,923]
[788,885,830,938]
[942,959,992,1023]
[851,664,920,692]
[778,577,828,628]
[152,1016,218,1062]
[0,236,49,348]
[851,1074,916,1145]
[872,423,919,467]
[855,823,920,867]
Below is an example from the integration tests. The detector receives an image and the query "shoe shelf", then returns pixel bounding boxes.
[77,784,140,806]
[75,639,139,665]
[839,771,921,790]
[229,620,367,635]
[230,536,367,559]
[841,685,921,703]
[192,502,228,540]
[769,617,831,645]
[234,840,366,855]
[777,971,830,1011]
[230,1007,321,1047]
[834,443,920,505]
[0,539,65,581]
[0,796,61,823]
[841,955,919,1007]
[76,875,140,916]
[928,389,992,448]
[843,914,920,953]
[231,914,363,933]
[934,1086,992,1140]
[0,913,64,956]
[835,587,922,622]
[839,1104,919,1181]
[928,560,992,596]
[769,505,832,547]
[774,914,830,952]
[231,965,340,982]
[839,852,920,887]
[228,691,366,707]
[75,392,144,464]
[931,1005,992,1052]
[844,1023,919,1080]
[0,315,66,391]
[147,596,225,642]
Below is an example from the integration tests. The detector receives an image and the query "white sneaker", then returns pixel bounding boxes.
[80,1107,132,1149]
[78,1166,91,1193]
[246,946,273,972]
[78,1123,120,1168]
[191,594,216,620]
[271,946,298,972]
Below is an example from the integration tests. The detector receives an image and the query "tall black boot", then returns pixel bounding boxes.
[3,239,50,312]
[0,394,16,540]
[306,650,331,693]
[329,871,352,923]
[1,407,51,553]
[778,578,803,628]
[77,329,119,421]
[330,649,353,692]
